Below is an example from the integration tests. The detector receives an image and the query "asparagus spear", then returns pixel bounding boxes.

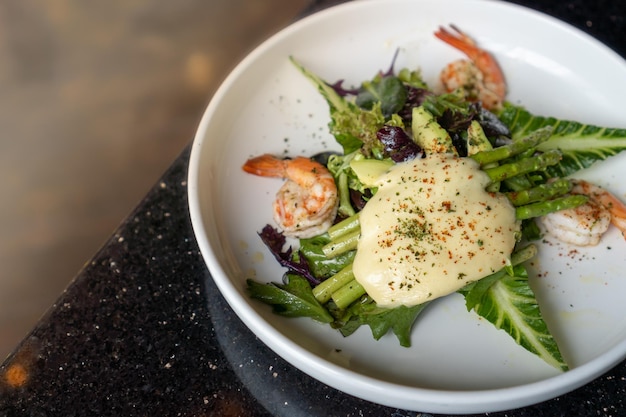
[481,149,562,183]
[470,126,553,166]
[505,178,572,206]
[516,194,588,220]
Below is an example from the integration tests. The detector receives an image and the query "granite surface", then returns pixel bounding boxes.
[1,0,625,416]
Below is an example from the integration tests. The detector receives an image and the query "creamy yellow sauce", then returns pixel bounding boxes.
[352,153,519,308]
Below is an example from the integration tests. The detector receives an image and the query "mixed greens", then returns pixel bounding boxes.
[245,53,626,371]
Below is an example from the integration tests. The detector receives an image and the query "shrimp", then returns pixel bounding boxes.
[540,180,626,246]
[540,198,611,246]
[242,154,339,238]
[571,180,626,237]
[435,25,506,111]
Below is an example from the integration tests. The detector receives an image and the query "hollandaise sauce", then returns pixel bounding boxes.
[352,153,520,308]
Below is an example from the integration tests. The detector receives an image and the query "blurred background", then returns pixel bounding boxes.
[0,0,310,360]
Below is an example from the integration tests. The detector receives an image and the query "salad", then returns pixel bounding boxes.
[242,26,626,371]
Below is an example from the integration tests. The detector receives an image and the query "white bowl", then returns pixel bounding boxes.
[188,0,626,413]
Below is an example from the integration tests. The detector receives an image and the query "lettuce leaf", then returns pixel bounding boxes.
[331,103,386,157]
[338,300,430,347]
[460,265,568,371]
[499,103,626,178]
[356,75,407,118]
[298,234,355,280]
[290,56,388,158]
[258,224,320,285]
[247,274,333,323]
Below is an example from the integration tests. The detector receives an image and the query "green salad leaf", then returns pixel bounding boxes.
[289,56,354,115]
[247,274,333,323]
[331,102,386,157]
[327,153,359,217]
[460,265,568,371]
[298,234,355,279]
[356,75,407,118]
[499,103,626,178]
[290,56,386,157]
[338,300,430,347]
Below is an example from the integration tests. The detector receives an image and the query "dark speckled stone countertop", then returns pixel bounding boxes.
[1,1,625,416]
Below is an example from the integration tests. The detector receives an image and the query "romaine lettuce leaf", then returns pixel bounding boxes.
[499,104,626,178]
[460,265,568,371]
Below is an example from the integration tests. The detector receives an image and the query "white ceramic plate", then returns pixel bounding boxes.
[188,0,626,413]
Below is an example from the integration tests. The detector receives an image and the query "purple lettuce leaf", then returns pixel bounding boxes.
[329,80,359,97]
[257,225,320,285]
[377,125,423,162]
